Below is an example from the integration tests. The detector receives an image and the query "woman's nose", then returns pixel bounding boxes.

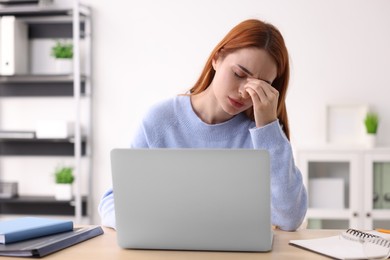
[238,85,250,99]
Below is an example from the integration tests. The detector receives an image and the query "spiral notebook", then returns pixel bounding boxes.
[289,229,390,259]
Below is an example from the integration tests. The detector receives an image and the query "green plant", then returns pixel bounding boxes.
[364,112,379,134]
[51,41,73,59]
[55,166,74,184]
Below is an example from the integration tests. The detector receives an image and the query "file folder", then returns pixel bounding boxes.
[0,16,28,75]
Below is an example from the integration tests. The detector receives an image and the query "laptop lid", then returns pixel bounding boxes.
[111,149,272,252]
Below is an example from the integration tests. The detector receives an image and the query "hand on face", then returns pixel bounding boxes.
[240,78,279,128]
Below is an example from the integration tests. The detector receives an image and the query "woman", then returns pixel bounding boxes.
[99,19,307,231]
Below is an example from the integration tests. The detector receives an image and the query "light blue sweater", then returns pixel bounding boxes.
[99,95,307,231]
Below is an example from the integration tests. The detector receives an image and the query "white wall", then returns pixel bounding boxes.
[79,0,390,223]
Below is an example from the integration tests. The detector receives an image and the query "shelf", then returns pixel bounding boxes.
[0,75,87,96]
[0,75,86,82]
[0,138,86,156]
[0,5,89,39]
[0,4,90,17]
[25,17,86,39]
[0,195,87,216]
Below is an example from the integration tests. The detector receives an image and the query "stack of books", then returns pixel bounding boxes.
[0,217,103,257]
[0,130,36,139]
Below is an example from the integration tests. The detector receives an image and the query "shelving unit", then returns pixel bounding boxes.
[297,146,390,230]
[0,2,92,223]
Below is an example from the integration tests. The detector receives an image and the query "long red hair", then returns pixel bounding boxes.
[189,19,291,140]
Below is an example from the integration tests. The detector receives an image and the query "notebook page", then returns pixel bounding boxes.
[290,236,368,260]
[290,231,390,259]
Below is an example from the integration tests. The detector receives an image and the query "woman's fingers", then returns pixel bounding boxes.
[244,79,279,127]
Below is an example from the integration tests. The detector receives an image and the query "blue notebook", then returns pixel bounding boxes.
[0,226,103,257]
[0,217,73,244]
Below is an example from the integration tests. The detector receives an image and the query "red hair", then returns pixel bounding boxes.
[188,19,291,140]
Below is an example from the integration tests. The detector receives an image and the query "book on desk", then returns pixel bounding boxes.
[0,217,104,257]
[0,226,104,257]
[0,217,73,244]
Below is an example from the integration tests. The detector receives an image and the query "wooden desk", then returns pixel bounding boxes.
[1,228,340,259]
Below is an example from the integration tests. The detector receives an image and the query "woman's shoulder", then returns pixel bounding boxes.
[142,95,189,124]
[147,95,187,113]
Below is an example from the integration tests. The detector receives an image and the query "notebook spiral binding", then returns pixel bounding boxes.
[341,229,390,248]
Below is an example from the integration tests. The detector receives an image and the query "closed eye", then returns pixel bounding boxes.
[233,70,246,79]
[234,72,245,78]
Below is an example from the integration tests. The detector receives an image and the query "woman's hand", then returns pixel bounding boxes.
[244,78,279,128]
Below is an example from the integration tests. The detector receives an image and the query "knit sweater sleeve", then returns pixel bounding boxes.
[250,120,307,231]
[97,188,116,229]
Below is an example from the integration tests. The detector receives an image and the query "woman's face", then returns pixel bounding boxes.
[211,47,278,117]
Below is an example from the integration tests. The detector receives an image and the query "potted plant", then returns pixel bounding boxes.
[51,41,73,74]
[54,166,74,200]
[364,112,379,148]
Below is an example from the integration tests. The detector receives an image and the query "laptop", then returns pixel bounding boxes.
[111,148,273,252]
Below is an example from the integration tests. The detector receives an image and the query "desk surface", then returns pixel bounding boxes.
[2,227,340,259]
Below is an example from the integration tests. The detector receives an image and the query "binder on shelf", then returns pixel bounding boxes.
[0,15,28,75]
[0,217,73,244]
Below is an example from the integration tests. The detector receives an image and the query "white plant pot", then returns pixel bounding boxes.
[55,58,73,74]
[55,183,73,201]
[366,133,377,148]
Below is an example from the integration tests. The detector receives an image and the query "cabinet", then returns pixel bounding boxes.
[297,147,390,230]
[0,3,92,223]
